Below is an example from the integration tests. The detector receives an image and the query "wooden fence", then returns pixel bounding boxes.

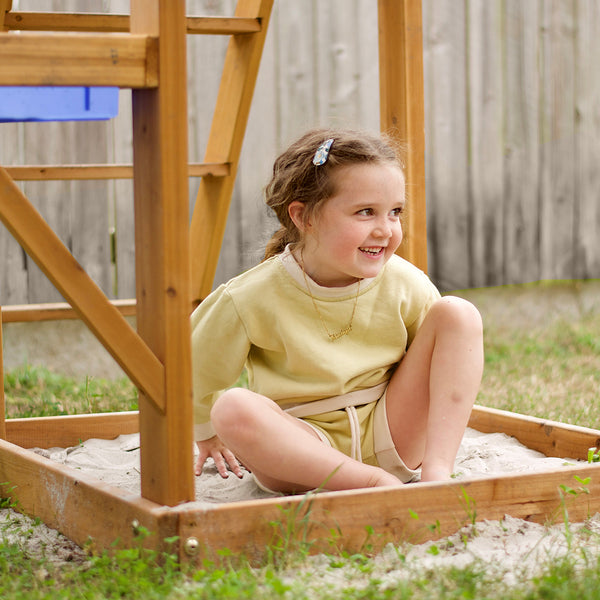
[1,0,599,306]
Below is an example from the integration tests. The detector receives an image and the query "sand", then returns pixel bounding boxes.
[28,427,582,505]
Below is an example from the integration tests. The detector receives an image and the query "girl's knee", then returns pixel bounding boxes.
[211,388,252,433]
[430,296,483,336]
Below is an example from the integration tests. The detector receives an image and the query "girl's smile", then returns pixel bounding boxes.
[289,163,405,287]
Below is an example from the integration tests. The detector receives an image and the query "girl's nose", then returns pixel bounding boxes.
[373,220,392,238]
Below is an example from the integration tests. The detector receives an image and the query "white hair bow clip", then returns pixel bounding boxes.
[312,138,334,166]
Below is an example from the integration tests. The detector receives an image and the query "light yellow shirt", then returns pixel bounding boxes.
[191,248,440,440]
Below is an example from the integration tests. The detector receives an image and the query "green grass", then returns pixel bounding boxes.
[3,364,138,418]
[479,310,600,428]
[1,285,600,598]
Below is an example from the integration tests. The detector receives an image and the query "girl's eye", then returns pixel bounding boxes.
[390,207,404,217]
[357,208,373,216]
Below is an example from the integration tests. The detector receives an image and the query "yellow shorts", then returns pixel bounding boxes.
[302,389,420,484]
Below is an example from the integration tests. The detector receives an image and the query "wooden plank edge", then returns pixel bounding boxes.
[5,162,230,181]
[0,32,157,88]
[2,299,136,323]
[470,405,600,461]
[176,462,600,564]
[5,411,139,449]
[0,438,176,554]
[4,13,262,35]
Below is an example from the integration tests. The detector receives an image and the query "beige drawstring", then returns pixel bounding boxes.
[345,406,362,462]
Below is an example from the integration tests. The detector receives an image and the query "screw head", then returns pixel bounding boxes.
[184,537,200,556]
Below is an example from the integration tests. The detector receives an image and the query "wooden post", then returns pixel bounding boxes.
[378,0,428,272]
[130,0,194,506]
[0,0,11,32]
[189,0,274,304]
[0,306,5,440]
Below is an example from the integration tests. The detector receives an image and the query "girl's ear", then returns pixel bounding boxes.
[288,201,308,231]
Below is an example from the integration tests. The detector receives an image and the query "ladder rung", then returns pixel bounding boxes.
[1,300,137,323]
[4,163,231,181]
[4,13,262,35]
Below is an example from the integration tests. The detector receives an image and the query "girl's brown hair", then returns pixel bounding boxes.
[263,128,404,260]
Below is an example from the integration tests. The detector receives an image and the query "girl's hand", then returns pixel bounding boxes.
[195,436,244,479]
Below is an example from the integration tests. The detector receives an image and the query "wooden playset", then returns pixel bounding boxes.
[1,1,600,563]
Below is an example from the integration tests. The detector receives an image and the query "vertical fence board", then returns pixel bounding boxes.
[423,0,470,290]
[273,0,319,146]
[539,0,577,281]
[467,0,504,288]
[22,126,72,304]
[68,121,112,298]
[356,0,380,131]
[574,0,600,278]
[0,123,28,304]
[502,0,541,284]
[107,0,135,300]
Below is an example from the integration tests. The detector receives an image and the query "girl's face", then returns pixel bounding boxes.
[292,162,405,287]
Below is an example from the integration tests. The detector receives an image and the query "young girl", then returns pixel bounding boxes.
[192,128,483,493]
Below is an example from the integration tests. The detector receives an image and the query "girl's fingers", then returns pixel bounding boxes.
[194,453,207,476]
[211,451,231,478]
[222,449,244,478]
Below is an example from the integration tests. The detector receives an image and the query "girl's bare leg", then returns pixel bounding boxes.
[386,296,484,482]
[210,389,400,493]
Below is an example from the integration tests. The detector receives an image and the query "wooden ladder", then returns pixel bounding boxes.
[0,0,274,506]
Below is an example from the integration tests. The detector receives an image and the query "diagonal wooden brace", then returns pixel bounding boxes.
[0,165,165,412]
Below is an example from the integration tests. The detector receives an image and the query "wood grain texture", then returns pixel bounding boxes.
[178,462,600,564]
[0,437,176,553]
[131,0,194,506]
[4,12,261,35]
[378,0,428,273]
[0,32,157,87]
[5,163,229,181]
[5,411,139,449]
[1,299,136,322]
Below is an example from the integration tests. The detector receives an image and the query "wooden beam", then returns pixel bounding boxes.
[5,412,139,449]
[0,32,157,87]
[4,12,262,35]
[1,0,11,32]
[179,462,600,565]
[378,0,428,272]
[469,405,600,461]
[190,0,274,303]
[0,166,165,411]
[131,0,194,506]
[1,299,136,323]
[5,162,230,182]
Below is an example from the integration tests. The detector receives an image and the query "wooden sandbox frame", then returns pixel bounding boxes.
[1,1,600,564]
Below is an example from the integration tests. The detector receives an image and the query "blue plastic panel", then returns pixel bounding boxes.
[0,87,119,122]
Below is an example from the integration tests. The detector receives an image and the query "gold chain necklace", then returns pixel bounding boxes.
[300,257,361,341]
